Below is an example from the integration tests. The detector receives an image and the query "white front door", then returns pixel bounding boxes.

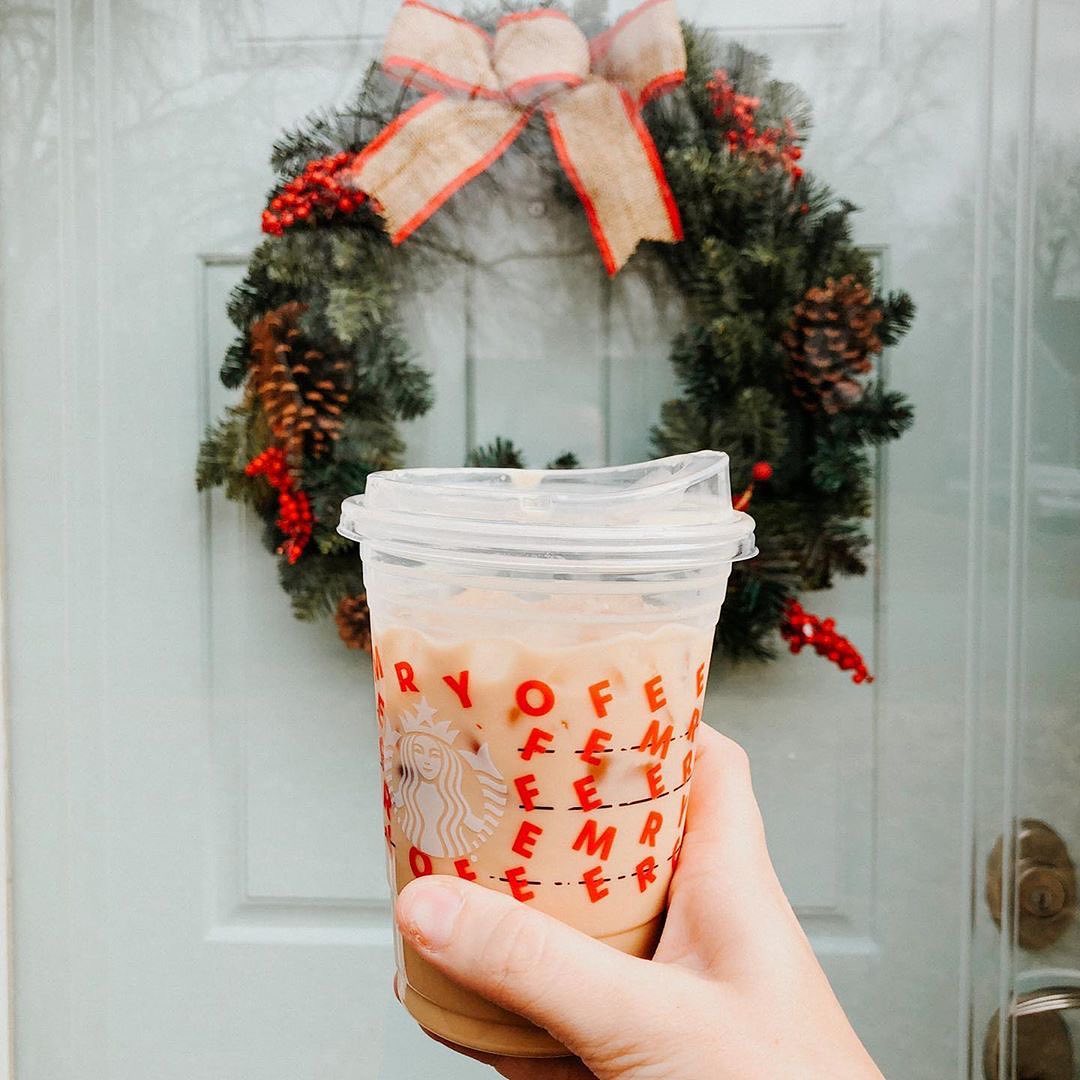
[3,1,1077,1079]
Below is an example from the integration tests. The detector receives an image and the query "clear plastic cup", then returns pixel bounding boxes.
[338,451,755,1057]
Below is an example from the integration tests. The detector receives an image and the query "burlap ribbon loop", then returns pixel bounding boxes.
[345,0,686,274]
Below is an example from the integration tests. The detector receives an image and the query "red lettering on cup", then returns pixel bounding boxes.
[583,865,609,903]
[672,838,684,872]
[635,856,658,892]
[382,781,393,818]
[695,661,706,697]
[521,727,554,761]
[646,762,666,798]
[384,822,392,846]
[454,858,477,881]
[638,719,674,760]
[573,774,603,812]
[639,810,663,847]
[516,679,555,717]
[442,670,472,708]
[580,728,613,765]
[376,692,386,722]
[677,793,689,829]
[687,707,701,743]
[514,774,541,811]
[372,646,384,680]
[409,847,433,877]
[512,820,543,859]
[506,866,534,903]
[395,661,418,693]
[644,674,667,712]
[682,749,694,784]
[572,818,617,861]
[588,679,613,719]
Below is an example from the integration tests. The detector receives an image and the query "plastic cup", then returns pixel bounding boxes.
[338,451,755,1057]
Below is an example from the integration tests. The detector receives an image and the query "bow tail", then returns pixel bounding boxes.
[344,95,529,244]
[544,80,683,275]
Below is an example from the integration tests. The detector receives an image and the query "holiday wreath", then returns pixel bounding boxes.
[196,0,915,680]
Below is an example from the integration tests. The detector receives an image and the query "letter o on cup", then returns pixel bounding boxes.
[515,679,555,717]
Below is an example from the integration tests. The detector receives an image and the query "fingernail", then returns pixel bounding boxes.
[398,879,465,952]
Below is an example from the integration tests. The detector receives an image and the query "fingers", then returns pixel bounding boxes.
[396,876,659,1062]
[678,725,770,872]
[658,726,796,976]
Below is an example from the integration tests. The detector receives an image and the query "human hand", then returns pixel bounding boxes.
[395,725,884,1080]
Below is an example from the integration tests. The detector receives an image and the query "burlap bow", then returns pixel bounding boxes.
[344,0,687,274]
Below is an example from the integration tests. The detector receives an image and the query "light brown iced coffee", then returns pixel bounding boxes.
[339,452,756,1057]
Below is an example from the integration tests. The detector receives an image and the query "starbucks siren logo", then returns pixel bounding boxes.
[383,698,507,858]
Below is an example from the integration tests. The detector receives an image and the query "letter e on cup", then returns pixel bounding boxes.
[505,866,535,903]
[454,858,477,881]
[580,728,612,765]
[512,820,543,859]
[573,774,603,811]
[644,674,667,712]
[645,762,666,798]
[583,866,609,903]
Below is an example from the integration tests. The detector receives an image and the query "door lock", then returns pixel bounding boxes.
[987,820,1077,950]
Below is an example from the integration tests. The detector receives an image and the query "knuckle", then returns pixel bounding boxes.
[478,904,550,1001]
[716,732,751,777]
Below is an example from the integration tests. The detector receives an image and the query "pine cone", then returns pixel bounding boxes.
[782,276,883,414]
[249,301,350,467]
[335,592,372,653]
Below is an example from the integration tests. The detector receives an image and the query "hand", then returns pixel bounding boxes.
[395,726,884,1080]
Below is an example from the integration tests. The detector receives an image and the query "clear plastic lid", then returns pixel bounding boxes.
[338,451,756,572]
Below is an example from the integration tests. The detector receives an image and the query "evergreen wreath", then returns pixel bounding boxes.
[196,11,915,679]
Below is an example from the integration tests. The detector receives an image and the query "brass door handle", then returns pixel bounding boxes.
[987,820,1077,949]
[983,991,1080,1079]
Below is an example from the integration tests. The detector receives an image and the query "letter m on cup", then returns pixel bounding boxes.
[637,719,674,760]
[572,818,617,861]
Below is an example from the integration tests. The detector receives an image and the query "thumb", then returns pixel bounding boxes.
[396,876,660,1059]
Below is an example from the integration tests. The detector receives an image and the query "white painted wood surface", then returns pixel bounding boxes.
[1,1,1077,1078]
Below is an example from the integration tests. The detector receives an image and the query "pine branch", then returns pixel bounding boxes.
[279,552,363,622]
[219,335,250,390]
[467,437,525,468]
[546,452,579,469]
[878,289,916,346]
[835,383,915,444]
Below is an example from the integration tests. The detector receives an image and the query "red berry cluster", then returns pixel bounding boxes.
[735,460,773,512]
[244,447,314,564]
[707,70,804,188]
[261,153,363,236]
[779,598,873,684]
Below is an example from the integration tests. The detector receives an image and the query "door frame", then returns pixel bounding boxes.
[1,406,15,1077]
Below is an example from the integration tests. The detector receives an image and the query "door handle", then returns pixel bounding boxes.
[986,819,1077,949]
[982,989,1080,1080]
[1012,988,1080,1018]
